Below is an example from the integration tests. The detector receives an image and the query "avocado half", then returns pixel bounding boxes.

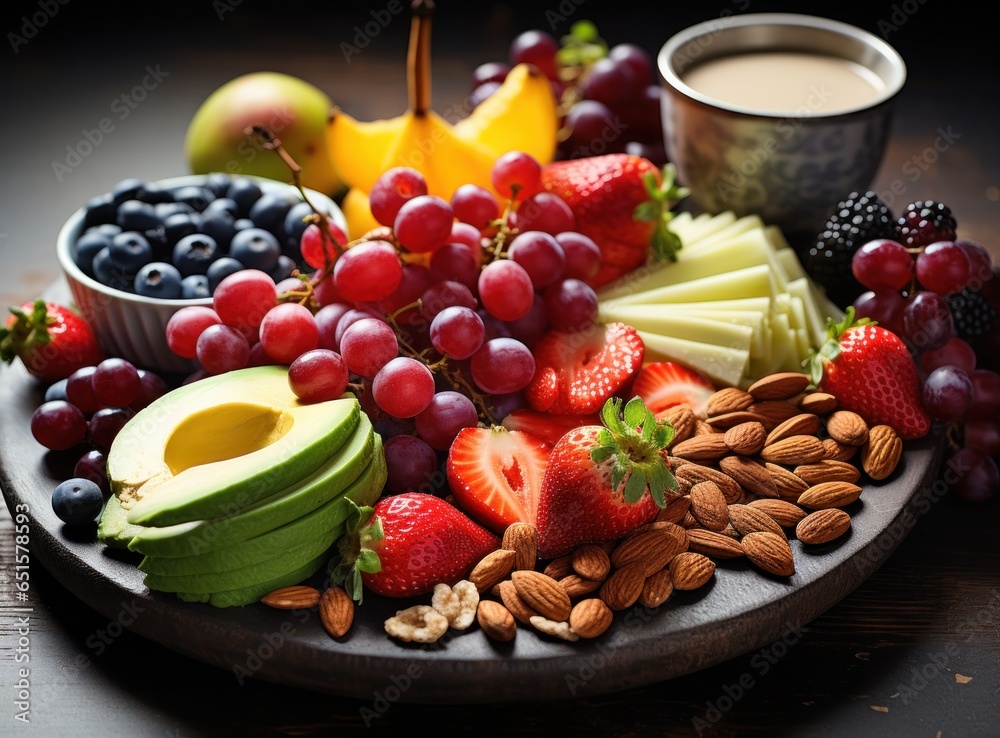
[108,365,360,527]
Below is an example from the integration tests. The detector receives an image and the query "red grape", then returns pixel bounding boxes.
[372,357,436,418]
[506,292,548,349]
[383,434,439,493]
[196,324,250,374]
[543,278,599,331]
[429,306,485,360]
[563,100,618,155]
[581,57,642,111]
[958,239,994,289]
[470,337,535,394]
[852,290,907,336]
[166,306,222,359]
[314,302,353,350]
[420,280,477,323]
[852,239,913,292]
[902,290,954,350]
[919,337,977,375]
[31,400,87,451]
[369,167,428,226]
[92,357,140,408]
[299,218,347,270]
[339,318,399,377]
[507,230,566,288]
[259,302,319,364]
[471,61,510,89]
[393,195,454,254]
[451,184,500,230]
[555,231,602,281]
[131,369,169,412]
[212,270,277,335]
[430,243,479,291]
[415,391,479,451]
[511,193,575,236]
[915,241,972,295]
[491,151,542,202]
[922,365,973,422]
[946,447,998,502]
[74,449,109,495]
[608,43,654,87]
[333,240,403,303]
[967,369,1000,420]
[288,349,349,402]
[964,418,1000,457]
[508,29,560,80]
[65,367,100,414]
[478,259,534,321]
[88,406,135,450]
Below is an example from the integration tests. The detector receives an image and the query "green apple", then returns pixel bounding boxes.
[184,71,344,196]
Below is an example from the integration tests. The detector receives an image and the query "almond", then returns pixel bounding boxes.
[674,463,743,503]
[468,549,518,593]
[796,508,852,544]
[797,481,863,509]
[748,372,811,401]
[826,410,870,446]
[477,599,517,641]
[764,413,822,446]
[822,437,859,462]
[746,400,801,430]
[502,522,538,570]
[719,454,778,498]
[559,573,604,598]
[511,570,572,622]
[798,392,838,415]
[611,525,687,575]
[639,569,674,608]
[662,404,696,445]
[569,598,614,638]
[670,434,730,462]
[706,386,754,416]
[793,459,862,485]
[747,498,808,528]
[670,552,716,590]
[759,435,826,466]
[318,587,354,638]
[260,585,321,610]
[688,481,730,532]
[694,419,719,436]
[598,563,647,610]
[496,579,541,625]
[655,493,693,523]
[861,425,903,480]
[706,410,767,430]
[765,462,810,500]
[542,554,574,580]
[685,528,746,559]
[727,503,786,538]
[571,544,611,581]
[724,421,767,455]
[741,531,795,576]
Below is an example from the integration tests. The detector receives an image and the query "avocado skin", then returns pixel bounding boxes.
[123,415,377,558]
[175,554,328,608]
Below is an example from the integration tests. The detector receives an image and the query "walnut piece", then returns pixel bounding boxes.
[384,605,449,643]
[431,580,480,630]
[529,615,580,642]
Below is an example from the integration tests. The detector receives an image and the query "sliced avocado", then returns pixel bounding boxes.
[126,417,378,557]
[175,553,327,608]
[96,494,145,549]
[142,524,342,594]
[112,365,361,527]
[137,439,386,576]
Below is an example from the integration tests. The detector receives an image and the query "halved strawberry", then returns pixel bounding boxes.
[445,425,551,535]
[500,408,600,447]
[525,322,645,415]
[631,361,716,419]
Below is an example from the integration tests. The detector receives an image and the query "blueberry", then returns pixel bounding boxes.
[134,261,183,299]
[155,201,195,221]
[173,233,219,276]
[44,378,69,403]
[202,196,239,220]
[51,478,105,525]
[181,274,211,299]
[282,200,315,256]
[83,192,116,228]
[199,210,237,252]
[203,173,233,197]
[248,191,298,240]
[172,185,216,212]
[116,199,160,232]
[111,177,145,205]
[73,229,114,277]
[136,181,174,204]
[229,227,280,271]
[163,212,201,247]
[93,247,136,291]
[268,254,298,282]
[233,217,255,232]
[207,256,243,292]
[89,223,122,238]
[109,231,153,271]
[226,177,264,218]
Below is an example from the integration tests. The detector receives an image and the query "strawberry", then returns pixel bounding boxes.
[525,321,645,415]
[540,154,688,288]
[535,395,679,559]
[631,361,716,419]
[499,407,600,447]
[0,299,104,383]
[445,425,551,534]
[329,494,499,601]
[806,307,931,440]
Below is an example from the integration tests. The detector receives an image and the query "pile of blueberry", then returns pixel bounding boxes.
[73,173,320,299]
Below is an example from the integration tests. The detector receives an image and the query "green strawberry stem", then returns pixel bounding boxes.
[633,163,689,263]
[803,306,874,386]
[327,498,382,605]
[590,395,679,507]
[0,299,52,366]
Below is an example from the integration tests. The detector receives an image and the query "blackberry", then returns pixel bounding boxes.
[946,286,997,340]
[803,191,896,308]
[895,200,957,248]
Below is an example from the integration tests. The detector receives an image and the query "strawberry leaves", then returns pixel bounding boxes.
[590,396,678,506]
[0,299,53,365]
[805,306,873,385]
[633,163,689,263]
[328,498,382,604]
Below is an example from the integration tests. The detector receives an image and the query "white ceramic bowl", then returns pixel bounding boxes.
[56,174,345,377]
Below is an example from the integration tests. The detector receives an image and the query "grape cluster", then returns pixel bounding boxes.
[73,173,325,298]
[850,203,1000,502]
[30,358,169,500]
[166,151,605,491]
[469,22,666,165]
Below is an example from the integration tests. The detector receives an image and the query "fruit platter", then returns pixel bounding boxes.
[1,2,997,706]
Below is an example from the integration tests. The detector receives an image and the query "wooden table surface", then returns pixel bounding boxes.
[1,2,998,736]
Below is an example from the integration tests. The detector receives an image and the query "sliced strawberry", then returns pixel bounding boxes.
[631,361,716,419]
[445,425,551,535]
[500,408,600,447]
[525,322,645,415]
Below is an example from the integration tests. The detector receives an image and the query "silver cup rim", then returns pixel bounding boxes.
[657,12,907,119]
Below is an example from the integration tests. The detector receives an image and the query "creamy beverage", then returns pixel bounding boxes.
[681,51,885,115]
